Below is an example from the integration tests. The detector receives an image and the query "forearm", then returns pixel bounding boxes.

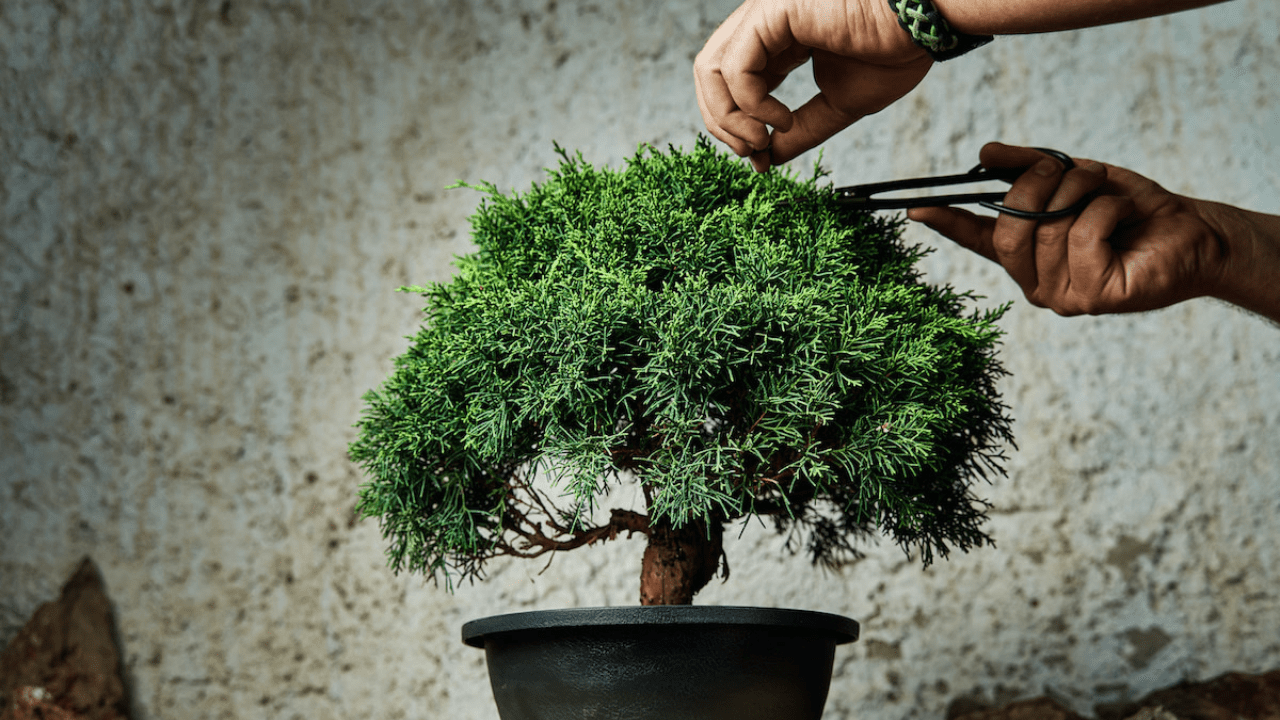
[933,0,1231,35]
[1197,200,1280,325]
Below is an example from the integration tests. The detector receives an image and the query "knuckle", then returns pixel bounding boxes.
[1033,223,1065,245]
[1045,292,1081,316]
[733,92,766,115]
[1065,166,1103,189]
[1024,290,1049,309]
[1001,189,1043,214]
[1062,290,1102,316]
[709,128,751,157]
[1066,223,1091,244]
[990,232,1023,255]
[1035,157,1064,176]
[1078,296,1105,316]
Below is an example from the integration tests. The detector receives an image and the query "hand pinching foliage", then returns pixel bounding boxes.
[350,138,1014,605]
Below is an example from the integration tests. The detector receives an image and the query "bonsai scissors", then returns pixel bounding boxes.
[833,148,1089,220]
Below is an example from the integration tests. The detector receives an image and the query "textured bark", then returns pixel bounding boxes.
[638,517,724,606]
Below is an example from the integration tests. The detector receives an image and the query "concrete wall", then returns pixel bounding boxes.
[2,1,1277,718]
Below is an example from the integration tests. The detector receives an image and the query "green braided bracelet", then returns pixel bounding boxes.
[887,0,992,61]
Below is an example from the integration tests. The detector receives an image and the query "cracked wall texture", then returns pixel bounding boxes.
[1,1,1277,718]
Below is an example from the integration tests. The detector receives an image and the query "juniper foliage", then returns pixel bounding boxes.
[351,138,1014,587]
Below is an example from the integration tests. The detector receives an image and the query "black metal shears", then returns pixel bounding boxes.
[834,148,1087,220]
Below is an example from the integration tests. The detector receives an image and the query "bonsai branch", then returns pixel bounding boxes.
[497,506,651,559]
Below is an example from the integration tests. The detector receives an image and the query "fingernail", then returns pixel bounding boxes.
[1082,161,1105,176]
[1033,158,1061,177]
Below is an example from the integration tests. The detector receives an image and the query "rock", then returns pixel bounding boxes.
[1120,708,1180,720]
[950,696,1090,720]
[4,687,80,720]
[0,559,130,720]
[1097,670,1280,720]
[952,669,1280,720]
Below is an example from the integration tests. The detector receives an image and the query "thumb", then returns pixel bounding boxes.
[768,53,933,167]
[766,92,858,166]
[909,206,998,263]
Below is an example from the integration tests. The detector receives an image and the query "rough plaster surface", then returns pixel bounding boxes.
[1,1,1277,718]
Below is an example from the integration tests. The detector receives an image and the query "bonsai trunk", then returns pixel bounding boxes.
[639,516,724,605]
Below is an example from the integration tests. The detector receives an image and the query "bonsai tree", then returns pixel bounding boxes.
[350,138,1014,606]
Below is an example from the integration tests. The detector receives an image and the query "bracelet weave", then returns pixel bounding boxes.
[887,0,993,61]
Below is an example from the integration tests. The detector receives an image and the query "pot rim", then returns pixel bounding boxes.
[462,605,859,648]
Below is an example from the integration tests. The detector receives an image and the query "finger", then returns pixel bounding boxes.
[696,72,762,155]
[695,93,757,156]
[771,54,931,166]
[766,90,858,166]
[719,4,798,132]
[694,53,755,156]
[749,149,771,173]
[1047,160,1107,212]
[1066,194,1136,308]
[694,63,772,154]
[721,109,775,152]
[978,142,1054,170]
[993,155,1066,297]
[693,2,771,155]
[908,206,997,262]
[694,76,755,156]
[1033,161,1109,300]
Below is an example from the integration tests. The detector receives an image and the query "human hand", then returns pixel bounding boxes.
[908,143,1238,316]
[694,0,933,173]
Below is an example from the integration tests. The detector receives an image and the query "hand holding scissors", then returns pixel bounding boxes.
[905,143,1276,320]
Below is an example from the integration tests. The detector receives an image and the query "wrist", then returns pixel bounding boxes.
[931,0,1233,37]
[1195,198,1280,324]
[929,0,989,35]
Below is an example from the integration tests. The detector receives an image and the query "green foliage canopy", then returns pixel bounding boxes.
[351,138,1014,585]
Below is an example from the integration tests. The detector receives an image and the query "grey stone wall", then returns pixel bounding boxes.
[2,1,1276,718]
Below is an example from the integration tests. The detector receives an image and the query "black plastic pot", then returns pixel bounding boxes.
[462,606,859,720]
